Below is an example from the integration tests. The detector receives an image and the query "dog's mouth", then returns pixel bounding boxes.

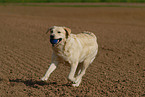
[50,38,62,47]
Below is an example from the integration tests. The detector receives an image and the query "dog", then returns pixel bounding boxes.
[41,26,98,87]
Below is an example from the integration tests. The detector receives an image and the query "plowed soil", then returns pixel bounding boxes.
[0,5,145,97]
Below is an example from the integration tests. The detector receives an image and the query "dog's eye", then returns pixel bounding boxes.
[58,31,61,33]
[50,30,53,33]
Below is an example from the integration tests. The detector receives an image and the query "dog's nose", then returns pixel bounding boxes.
[50,35,55,39]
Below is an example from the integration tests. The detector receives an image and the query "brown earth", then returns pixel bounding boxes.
[0,5,145,97]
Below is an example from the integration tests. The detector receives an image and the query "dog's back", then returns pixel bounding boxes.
[81,31,97,38]
[76,31,97,47]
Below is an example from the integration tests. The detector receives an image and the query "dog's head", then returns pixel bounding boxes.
[46,26,71,47]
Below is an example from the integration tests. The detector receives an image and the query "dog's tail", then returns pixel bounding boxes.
[82,31,97,40]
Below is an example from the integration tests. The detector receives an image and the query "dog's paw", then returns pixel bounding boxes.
[72,78,82,87]
[74,77,81,84]
[72,83,80,87]
[74,78,79,84]
[68,77,76,83]
[41,76,48,81]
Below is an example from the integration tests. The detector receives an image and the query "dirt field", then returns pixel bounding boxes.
[0,5,145,97]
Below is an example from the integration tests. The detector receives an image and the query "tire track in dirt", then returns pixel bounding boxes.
[9,49,51,79]
[0,48,44,79]
[21,49,51,68]
[0,55,24,77]
[0,47,53,96]
[7,49,44,72]
[3,52,37,73]
[0,54,35,80]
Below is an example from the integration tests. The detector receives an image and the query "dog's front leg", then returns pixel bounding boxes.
[68,63,78,82]
[41,62,58,81]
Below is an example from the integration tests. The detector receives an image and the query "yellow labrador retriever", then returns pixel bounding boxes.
[41,26,98,87]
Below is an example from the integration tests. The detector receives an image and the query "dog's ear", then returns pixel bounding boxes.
[63,27,71,38]
[46,27,53,34]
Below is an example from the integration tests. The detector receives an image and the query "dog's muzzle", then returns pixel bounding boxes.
[50,38,62,46]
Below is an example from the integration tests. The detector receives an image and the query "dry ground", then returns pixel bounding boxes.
[0,5,145,97]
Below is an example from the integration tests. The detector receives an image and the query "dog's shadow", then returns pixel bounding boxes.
[9,79,71,88]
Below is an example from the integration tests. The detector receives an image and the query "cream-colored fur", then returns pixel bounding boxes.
[41,26,98,87]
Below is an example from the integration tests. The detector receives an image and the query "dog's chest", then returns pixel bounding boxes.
[53,36,82,64]
[54,47,76,64]
[57,50,71,62]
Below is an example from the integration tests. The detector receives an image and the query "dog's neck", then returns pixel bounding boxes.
[52,36,72,60]
[52,38,66,55]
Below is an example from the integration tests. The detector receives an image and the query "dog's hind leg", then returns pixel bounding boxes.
[71,63,83,87]
[74,62,83,77]
[74,58,93,84]
[68,62,78,82]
